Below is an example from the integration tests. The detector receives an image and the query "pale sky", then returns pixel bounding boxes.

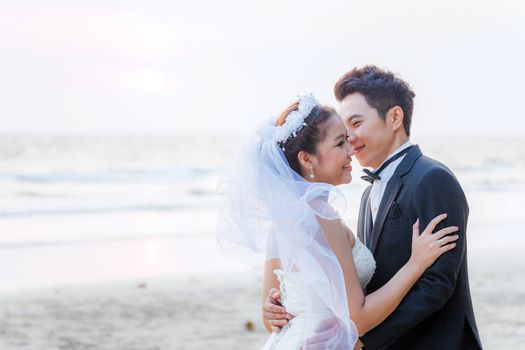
[0,0,524,136]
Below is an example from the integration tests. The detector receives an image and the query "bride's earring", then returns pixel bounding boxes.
[309,167,315,179]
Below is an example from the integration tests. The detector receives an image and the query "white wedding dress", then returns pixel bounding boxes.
[261,238,376,350]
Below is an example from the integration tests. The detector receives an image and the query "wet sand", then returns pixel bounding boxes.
[0,245,524,350]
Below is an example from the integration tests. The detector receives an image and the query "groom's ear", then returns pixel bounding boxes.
[389,106,405,132]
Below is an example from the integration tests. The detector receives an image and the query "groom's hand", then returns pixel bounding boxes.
[263,288,292,332]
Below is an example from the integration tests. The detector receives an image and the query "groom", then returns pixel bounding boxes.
[263,66,482,349]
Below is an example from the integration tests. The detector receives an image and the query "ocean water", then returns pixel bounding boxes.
[0,134,523,291]
[0,134,228,218]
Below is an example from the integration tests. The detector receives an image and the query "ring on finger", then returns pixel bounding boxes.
[438,238,444,246]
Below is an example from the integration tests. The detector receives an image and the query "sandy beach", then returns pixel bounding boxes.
[0,244,524,350]
[0,271,266,350]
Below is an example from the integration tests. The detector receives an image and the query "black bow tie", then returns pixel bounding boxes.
[361,146,414,184]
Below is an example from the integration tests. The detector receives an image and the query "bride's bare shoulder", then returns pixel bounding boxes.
[340,219,356,248]
[317,216,356,250]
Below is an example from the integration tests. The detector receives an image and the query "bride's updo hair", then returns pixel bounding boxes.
[276,102,337,176]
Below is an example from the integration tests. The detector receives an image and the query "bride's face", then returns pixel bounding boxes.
[310,114,354,185]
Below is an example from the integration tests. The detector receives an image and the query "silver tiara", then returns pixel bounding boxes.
[273,94,318,148]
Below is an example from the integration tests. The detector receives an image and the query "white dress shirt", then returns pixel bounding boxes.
[369,140,413,223]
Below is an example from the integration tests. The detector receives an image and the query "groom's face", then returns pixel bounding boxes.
[339,93,396,169]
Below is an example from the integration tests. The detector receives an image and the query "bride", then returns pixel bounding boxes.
[217,95,459,349]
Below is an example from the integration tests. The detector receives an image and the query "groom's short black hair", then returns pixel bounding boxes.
[334,65,415,136]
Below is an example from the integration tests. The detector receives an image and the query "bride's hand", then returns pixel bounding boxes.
[409,214,459,272]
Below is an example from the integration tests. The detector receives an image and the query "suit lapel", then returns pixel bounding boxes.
[357,186,372,245]
[364,198,373,249]
[369,145,423,254]
[370,176,401,254]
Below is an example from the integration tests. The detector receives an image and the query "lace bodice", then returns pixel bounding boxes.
[352,237,376,288]
[273,237,375,317]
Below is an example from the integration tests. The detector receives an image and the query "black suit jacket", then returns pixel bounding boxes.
[358,145,482,350]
